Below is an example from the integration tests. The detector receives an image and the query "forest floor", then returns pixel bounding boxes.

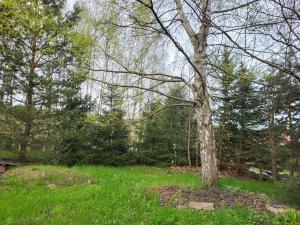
[0,165,299,225]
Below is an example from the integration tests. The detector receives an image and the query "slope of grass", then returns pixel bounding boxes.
[0,165,299,225]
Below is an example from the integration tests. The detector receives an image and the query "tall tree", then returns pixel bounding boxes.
[0,0,91,159]
[81,0,300,188]
[138,85,193,166]
[214,50,237,170]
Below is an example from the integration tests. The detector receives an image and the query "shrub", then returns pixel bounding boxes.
[282,175,300,206]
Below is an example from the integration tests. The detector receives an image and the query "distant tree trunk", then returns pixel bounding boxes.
[259,166,263,181]
[268,112,278,182]
[236,149,241,175]
[195,141,199,167]
[269,131,278,181]
[19,36,36,160]
[187,113,192,167]
[20,88,33,160]
[97,39,110,114]
[287,99,295,177]
[9,75,15,106]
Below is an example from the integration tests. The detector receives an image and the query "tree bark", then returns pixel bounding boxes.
[195,100,218,187]
[175,0,218,187]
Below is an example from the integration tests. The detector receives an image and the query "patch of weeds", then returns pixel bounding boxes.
[275,210,300,225]
[169,189,183,206]
[1,166,94,189]
[278,175,300,207]
[248,212,274,225]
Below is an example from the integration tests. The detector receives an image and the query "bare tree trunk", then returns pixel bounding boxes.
[268,112,278,182]
[187,112,192,167]
[195,99,218,187]
[175,0,218,187]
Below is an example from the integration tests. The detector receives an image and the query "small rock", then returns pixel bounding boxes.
[47,183,57,189]
[266,204,288,214]
[176,204,187,209]
[188,201,214,211]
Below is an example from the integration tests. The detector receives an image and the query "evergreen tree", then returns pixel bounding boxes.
[215,53,270,176]
[230,65,266,173]
[138,85,195,166]
[214,50,237,169]
[58,85,130,166]
[0,0,91,158]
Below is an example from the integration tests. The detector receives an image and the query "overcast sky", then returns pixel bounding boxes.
[66,0,76,11]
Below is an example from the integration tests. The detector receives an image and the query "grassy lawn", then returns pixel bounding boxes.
[0,165,299,225]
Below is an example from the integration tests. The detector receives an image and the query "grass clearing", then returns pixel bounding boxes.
[0,165,299,225]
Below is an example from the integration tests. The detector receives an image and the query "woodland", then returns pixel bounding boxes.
[0,0,299,224]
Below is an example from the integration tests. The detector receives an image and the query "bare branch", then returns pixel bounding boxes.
[175,0,197,44]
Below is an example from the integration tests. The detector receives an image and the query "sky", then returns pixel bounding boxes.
[66,0,76,11]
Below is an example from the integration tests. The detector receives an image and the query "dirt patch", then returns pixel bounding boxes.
[0,166,93,189]
[154,185,290,214]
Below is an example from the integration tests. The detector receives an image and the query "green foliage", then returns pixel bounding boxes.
[215,51,271,175]
[137,85,195,166]
[55,95,93,166]
[56,93,130,166]
[276,210,300,225]
[279,175,300,206]
[0,0,92,158]
[84,110,130,166]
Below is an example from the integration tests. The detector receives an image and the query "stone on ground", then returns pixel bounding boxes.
[188,201,214,211]
[265,204,289,214]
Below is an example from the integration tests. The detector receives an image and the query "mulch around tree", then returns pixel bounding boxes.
[150,185,289,214]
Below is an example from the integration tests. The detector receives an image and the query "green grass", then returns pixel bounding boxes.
[0,165,299,225]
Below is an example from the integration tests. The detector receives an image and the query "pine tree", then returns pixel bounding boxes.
[214,50,237,170]
[0,0,91,159]
[138,85,195,166]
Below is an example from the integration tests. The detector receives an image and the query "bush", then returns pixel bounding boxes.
[279,174,300,206]
[56,110,130,166]
[276,210,300,225]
